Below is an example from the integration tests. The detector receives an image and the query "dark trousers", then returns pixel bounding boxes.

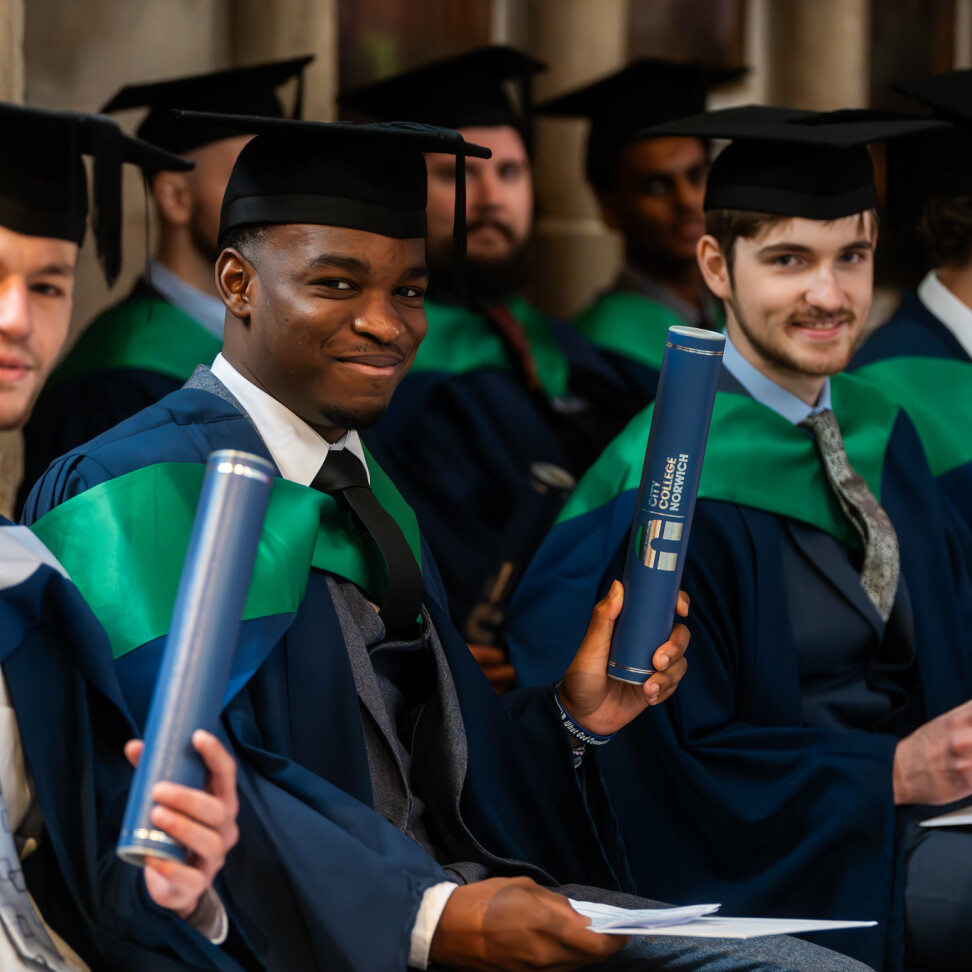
[904,821,972,971]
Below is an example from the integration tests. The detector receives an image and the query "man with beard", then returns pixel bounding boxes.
[0,102,244,972]
[538,60,744,399]
[23,109,869,972]
[20,57,312,503]
[340,48,642,681]
[506,107,972,971]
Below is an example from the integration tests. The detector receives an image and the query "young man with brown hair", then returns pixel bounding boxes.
[507,106,972,971]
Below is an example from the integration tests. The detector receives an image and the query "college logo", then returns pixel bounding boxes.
[638,518,683,571]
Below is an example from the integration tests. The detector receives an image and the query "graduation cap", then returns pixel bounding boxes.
[101,56,314,154]
[337,46,545,143]
[890,71,972,201]
[174,111,491,291]
[0,102,192,286]
[537,59,747,192]
[642,105,949,220]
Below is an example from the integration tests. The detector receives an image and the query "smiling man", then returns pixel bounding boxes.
[507,107,972,971]
[22,111,868,972]
[538,60,745,398]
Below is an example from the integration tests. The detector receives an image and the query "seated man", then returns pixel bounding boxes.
[0,103,243,970]
[341,48,643,667]
[849,71,972,527]
[21,56,312,505]
[539,60,743,397]
[506,107,972,971]
[24,110,867,971]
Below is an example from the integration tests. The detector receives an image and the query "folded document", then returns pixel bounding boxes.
[569,900,877,939]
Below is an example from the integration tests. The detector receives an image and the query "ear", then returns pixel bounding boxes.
[697,234,732,301]
[150,171,193,228]
[216,248,256,322]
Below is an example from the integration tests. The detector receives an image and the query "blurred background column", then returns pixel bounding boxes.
[0,0,24,516]
[523,0,630,319]
[231,0,337,121]
[763,0,870,109]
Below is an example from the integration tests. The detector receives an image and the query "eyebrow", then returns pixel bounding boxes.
[757,239,873,257]
[308,254,371,274]
[31,263,75,277]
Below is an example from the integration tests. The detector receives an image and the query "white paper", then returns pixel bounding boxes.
[569,900,876,939]
[920,805,972,827]
[568,901,720,931]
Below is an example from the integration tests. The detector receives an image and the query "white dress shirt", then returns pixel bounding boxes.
[209,354,456,968]
[148,259,227,340]
[916,269,972,360]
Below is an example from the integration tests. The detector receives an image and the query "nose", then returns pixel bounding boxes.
[805,265,845,312]
[0,276,32,342]
[467,166,503,215]
[674,175,704,213]
[350,291,405,345]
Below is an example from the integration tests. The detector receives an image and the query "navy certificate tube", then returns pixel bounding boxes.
[117,449,275,866]
[608,326,725,684]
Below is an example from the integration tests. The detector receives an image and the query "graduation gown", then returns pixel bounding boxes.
[363,293,642,644]
[0,521,253,972]
[848,291,972,530]
[22,386,634,972]
[851,289,971,367]
[505,370,972,971]
[20,278,222,510]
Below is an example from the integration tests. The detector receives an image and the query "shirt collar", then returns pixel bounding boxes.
[148,258,227,340]
[721,330,832,425]
[210,353,370,487]
[916,270,972,360]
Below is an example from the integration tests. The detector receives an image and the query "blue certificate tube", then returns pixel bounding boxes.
[117,449,275,866]
[608,326,725,684]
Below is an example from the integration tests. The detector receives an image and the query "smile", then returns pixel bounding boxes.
[337,354,403,378]
[0,358,30,383]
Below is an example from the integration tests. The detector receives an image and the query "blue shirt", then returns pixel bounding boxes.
[721,331,831,424]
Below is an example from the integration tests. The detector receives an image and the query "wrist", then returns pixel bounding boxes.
[554,681,614,747]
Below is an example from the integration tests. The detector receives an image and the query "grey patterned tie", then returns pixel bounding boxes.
[0,782,72,970]
[800,408,900,621]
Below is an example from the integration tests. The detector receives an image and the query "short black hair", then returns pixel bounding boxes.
[921,194,972,267]
[217,223,272,262]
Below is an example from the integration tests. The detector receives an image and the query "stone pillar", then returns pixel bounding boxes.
[0,0,24,516]
[524,0,630,318]
[762,0,870,110]
[231,0,338,122]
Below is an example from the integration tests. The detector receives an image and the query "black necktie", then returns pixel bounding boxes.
[800,409,900,621]
[312,448,423,637]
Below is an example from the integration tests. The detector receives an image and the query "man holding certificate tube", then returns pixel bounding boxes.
[506,106,972,971]
[22,112,869,971]
[0,104,246,971]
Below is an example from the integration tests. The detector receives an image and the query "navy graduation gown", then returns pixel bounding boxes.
[506,402,972,971]
[23,389,633,972]
[851,290,971,368]
[0,521,255,971]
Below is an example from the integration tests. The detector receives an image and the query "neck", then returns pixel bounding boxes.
[936,262,972,311]
[221,346,349,444]
[626,249,704,310]
[154,227,218,298]
[726,317,827,407]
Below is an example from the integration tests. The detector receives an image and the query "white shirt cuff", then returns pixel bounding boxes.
[408,881,459,969]
[187,887,229,945]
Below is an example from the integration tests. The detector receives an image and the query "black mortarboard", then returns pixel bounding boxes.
[337,46,544,140]
[643,105,949,219]
[890,71,972,200]
[537,59,747,191]
[0,102,191,285]
[101,56,314,154]
[175,111,490,290]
